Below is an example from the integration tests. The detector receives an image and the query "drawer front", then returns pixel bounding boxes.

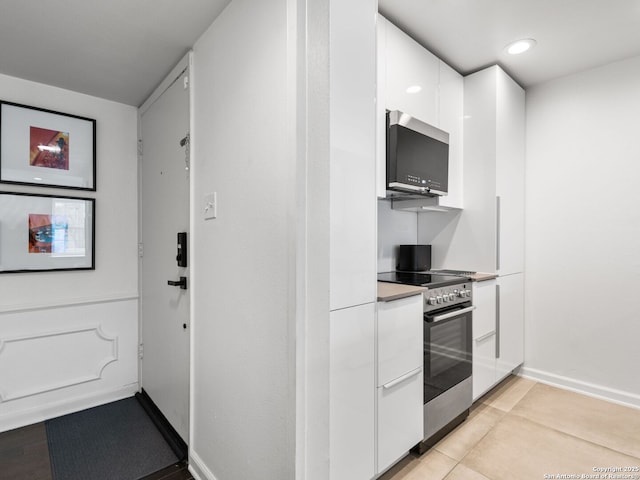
[377,367,423,474]
[377,295,423,386]
[472,280,497,339]
[472,331,496,400]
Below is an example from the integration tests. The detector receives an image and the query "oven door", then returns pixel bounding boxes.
[423,304,474,404]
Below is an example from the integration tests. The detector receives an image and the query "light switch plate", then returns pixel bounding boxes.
[204,192,217,220]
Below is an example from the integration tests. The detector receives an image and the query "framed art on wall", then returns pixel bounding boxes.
[0,101,96,191]
[0,192,95,273]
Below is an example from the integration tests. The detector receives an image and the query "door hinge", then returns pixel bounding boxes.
[138,243,144,258]
[138,343,144,359]
[137,138,143,157]
[183,76,189,90]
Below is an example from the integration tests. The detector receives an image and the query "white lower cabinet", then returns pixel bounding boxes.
[472,279,497,400]
[330,304,376,480]
[376,294,423,475]
[330,294,424,479]
[472,275,525,401]
[495,273,525,380]
[377,367,423,473]
[473,332,496,400]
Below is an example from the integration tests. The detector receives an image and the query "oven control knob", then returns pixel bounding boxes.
[436,295,443,304]
[443,294,450,302]
[465,289,472,297]
[449,293,456,301]
[460,290,467,297]
[427,297,437,306]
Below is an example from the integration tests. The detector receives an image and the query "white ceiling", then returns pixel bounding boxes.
[1,1,639,106]
[379,0,640,88]
[0,0,231,106]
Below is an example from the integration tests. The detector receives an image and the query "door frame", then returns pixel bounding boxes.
[137,51,194,446]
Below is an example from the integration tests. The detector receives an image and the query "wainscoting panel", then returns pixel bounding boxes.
[0,326,118,401]
[0,297,139,432]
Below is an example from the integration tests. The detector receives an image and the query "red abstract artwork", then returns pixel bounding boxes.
[29,126,69,170]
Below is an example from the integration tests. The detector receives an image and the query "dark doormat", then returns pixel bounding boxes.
[45,397,179,480]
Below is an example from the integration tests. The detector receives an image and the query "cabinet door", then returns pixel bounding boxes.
[377,368,423,474]
[385,19,439,127]
[495,273,524,381]
[472,279,497,400]
[438,61,464,209]
[473,332,496,401]
[472,280,497,338]
[329,0,377,310]
[496,69,525,275]
[376,15,388,199]
[330,304,375,480]
[377,295,423,386]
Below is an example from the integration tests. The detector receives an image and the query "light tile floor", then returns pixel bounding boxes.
[380,375,640,480]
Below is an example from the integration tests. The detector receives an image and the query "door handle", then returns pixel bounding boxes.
[382,367,422,389]
[475,330,496,343]
[167,276,188,290]
[430,305,476,323]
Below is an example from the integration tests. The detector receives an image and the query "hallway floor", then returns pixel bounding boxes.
[0,419,192,480]
[381,375,640,480]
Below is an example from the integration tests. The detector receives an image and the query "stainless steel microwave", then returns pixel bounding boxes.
[386,110,449,197]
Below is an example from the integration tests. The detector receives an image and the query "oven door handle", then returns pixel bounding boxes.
[430,305,476,323]
[382,367,422,389]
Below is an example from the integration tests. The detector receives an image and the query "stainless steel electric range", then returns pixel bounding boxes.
[378,271,475,453]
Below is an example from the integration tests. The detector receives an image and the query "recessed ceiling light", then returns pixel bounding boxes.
[506,38,537,55]
[406,85,422,94]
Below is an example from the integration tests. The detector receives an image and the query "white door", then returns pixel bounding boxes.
[139,63,190,443]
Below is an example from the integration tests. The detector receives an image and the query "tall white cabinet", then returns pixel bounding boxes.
[376,15,464,209]
[329,0,377,312]
[329,0,377,479]
[462,65,526,400]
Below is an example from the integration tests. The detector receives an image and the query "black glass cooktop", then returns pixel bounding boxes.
[378,271,468,288]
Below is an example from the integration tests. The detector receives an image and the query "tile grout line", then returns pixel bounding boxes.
[506,408,640,463]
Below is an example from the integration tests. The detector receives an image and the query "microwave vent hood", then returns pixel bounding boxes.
[386,110,449,198]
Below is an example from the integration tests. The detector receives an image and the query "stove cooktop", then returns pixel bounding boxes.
[377,271,469,289]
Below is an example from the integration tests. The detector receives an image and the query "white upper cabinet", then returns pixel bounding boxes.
[384,19,439,127]
[330,0,377,311]
[495,71,525,275]
[377,15,464,209]
[438,61,464,209]
[460,66,525,273]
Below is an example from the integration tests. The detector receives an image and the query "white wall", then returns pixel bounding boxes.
[0,74,139,430]
[524,56,640,407]
[377,200,417,272]
[190,0,297,478]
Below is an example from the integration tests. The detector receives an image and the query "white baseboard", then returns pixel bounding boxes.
[0,383,139,432]
[519,367,640,410]
[189,450,218,480]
